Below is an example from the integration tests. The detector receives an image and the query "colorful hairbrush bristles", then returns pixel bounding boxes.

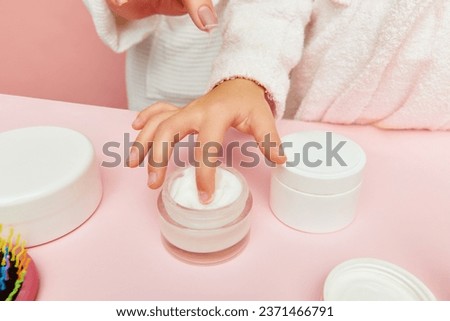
[0,224,29,301]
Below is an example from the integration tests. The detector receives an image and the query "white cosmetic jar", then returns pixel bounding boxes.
[0,126,103,246]
[157,166,252,264]
[270,131,366,233]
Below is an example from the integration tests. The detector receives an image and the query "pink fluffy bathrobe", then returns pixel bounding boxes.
[209,0,450,130]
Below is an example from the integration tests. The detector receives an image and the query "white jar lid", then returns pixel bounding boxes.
[275,131,366,195]
[0,126,103,246]
[323,258,436,300]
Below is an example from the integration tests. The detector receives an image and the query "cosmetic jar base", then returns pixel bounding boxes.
[160,233,250,265]
[270,175,362,233]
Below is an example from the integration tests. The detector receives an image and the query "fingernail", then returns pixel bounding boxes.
[199,191,213,204]
[127,147,138,167]
[132,117,142,128]
[113,0,128,6]
[277,146,287,163]
[198,5,218,31]
[148,172,158,187]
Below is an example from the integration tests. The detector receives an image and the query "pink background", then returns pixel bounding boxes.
[0,1,127,109]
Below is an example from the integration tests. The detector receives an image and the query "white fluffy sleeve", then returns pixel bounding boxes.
[83,0,160,53]
[209,0,312,118]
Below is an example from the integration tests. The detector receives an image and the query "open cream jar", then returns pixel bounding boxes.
[158,166,252,264]
[270,131,366,233]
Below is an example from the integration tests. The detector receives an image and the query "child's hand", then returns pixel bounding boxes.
[129,79,286,203]
[107,0,218,32]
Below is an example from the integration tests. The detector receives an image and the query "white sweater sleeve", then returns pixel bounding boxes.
[83,0,160,53]
[209,0,312,117]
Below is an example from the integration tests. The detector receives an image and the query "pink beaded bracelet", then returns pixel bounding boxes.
[213,76,276,115]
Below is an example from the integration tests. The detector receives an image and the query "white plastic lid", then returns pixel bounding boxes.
[275,131,366,195]
[323,258,436,300]
[0,126,103,246]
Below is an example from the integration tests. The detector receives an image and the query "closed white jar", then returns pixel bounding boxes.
[0,126,103,246]
[270,131,366,233]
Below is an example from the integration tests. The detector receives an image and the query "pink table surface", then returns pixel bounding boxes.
[1,94,449,301]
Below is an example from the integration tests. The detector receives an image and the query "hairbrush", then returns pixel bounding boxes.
[0,225,39,301]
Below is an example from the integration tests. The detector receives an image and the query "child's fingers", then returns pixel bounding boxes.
[132,102,178,130]
[128,110,177,168]
[181,0,218,32]
[194,120,229,204]
[110,0,128,6]
[147,114,197,189]
[251,116,286,165]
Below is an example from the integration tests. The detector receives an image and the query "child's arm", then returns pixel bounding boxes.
[209,0,313,119]
[130,0,313,203]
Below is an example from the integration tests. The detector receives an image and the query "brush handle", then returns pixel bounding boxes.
[15,254,39,301]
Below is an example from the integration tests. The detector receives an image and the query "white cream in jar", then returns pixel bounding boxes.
[169,166,242,210]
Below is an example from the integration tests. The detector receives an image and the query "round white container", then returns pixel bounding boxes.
[270,131,366,233]
[0,126,103,246]
[323,258,436,300]
[158,166,252,264]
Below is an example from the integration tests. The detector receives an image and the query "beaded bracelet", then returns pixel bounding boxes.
[213,76,276,115]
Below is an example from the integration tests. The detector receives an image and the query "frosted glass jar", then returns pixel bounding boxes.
[270,131,366,233]
[158,166,252,264]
